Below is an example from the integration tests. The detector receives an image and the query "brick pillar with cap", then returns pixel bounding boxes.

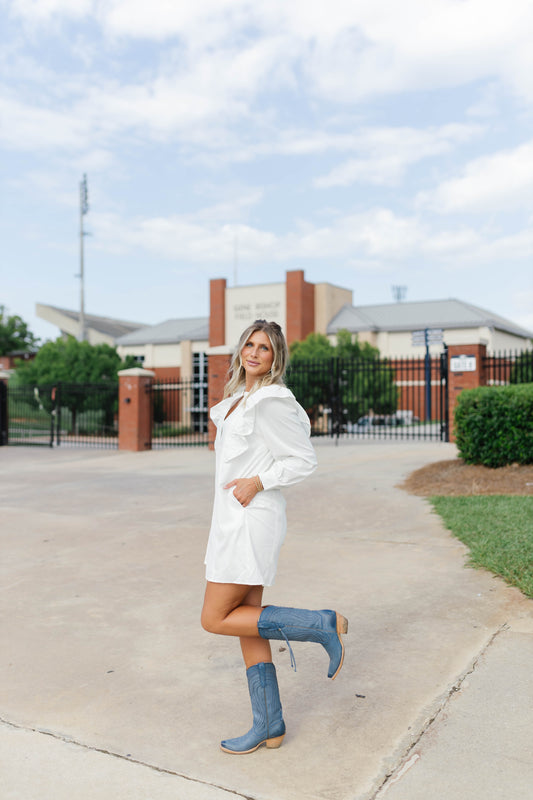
[447,344,487,442]
[118,368,155,451]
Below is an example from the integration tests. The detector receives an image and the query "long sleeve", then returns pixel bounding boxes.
[255,397,317,491]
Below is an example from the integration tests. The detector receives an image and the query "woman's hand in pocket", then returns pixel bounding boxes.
[224,477,259,507]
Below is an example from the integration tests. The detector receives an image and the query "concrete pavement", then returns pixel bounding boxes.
[0,441,531,800]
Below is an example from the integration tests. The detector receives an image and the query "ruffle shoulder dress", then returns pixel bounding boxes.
[204,384,317,586]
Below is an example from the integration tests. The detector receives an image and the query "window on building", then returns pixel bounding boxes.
[191,351,208,433]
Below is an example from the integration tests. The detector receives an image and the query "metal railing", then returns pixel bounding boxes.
[286,351,449,441]
[6,382,118,448]
[151,377,209,447]
[0,380,8,446]
[484,349,533,386]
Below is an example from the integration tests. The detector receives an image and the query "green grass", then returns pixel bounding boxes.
[430,496,533,598]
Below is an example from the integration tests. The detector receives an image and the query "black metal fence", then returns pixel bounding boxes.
[286,351,449,441]
[0,380,8,446]
[151,377,209,447]
[5,382,118,448]
[484,349,533,386]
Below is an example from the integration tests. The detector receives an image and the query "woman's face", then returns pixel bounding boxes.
[241,330,274,388]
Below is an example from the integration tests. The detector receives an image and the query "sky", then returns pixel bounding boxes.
[1,0,533,345]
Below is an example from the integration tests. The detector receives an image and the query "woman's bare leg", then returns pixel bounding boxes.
[201,581,263,637]
[201,582,271,669]
[239,585,272,668]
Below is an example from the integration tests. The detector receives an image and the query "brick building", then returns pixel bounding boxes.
[36,270,532,384]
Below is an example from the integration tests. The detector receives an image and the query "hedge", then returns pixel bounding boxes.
[454,383,533,467]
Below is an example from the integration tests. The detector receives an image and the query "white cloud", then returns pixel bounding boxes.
[472,228,533,263]
[0,92,87,150]
[300,0,533,105]
[9,0,91,20]
[512,289,533,332]
[285,209,425,260]
[91,209,277,264]
[418,140,533,213]
[0,32,297,154]
[2,0,531,168]
[88,206,427,265]
[87,200,533,279]
[8,0,533,109]
[314,124,482,188]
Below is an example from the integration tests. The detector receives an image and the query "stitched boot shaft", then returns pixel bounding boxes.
[257,606,347,679]
[220,662,285,754]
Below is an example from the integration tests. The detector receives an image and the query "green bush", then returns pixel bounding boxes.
[454,383,533,467]
[152,423,191,438]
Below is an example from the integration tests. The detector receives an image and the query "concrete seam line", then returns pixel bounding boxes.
[369,621,510,800]
[0,715,256,800]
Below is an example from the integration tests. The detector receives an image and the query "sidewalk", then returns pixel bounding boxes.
[0,441,531,800]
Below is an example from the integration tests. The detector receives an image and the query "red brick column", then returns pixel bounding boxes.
[207,350,232,449]
[447,344,487,442]
[210,278,227,346]
[286,269,315,345]
[118,368,155,451]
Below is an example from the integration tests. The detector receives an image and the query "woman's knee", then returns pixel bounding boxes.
[202,583,247,633]
[201,605,219,633]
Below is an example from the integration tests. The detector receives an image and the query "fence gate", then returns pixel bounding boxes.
[151,376,209,447]
[286,350,449,441]
[6,382,118,448]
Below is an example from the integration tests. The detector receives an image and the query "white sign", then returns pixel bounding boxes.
[450,355,476,372]
[411,328,444,346]
[225,283,286,346]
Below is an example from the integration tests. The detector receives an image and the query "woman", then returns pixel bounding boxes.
[201,319,348,754]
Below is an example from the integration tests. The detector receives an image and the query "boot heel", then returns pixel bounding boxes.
[337,614,348,635]
[266,734,285,749]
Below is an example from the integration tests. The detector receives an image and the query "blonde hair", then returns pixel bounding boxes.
[224,320,289,398]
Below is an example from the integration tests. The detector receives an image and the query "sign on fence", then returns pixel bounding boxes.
[450,355,476,372]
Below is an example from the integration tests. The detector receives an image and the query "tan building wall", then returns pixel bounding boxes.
[117,340,209,370]
[314,283,353,335]
[329,326,532,358]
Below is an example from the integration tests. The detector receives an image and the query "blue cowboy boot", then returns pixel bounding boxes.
[220,661,286,754]
[257,607,348,679]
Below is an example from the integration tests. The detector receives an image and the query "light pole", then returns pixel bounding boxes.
[79,174,89,342]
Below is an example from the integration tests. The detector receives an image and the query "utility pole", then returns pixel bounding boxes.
[79,174,89,341]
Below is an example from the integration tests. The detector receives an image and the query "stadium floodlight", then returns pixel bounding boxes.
[78,174,89,342]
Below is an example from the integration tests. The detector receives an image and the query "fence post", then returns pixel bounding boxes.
[117,368,155,451]
[447,343,487,442]
[0,371,9,446]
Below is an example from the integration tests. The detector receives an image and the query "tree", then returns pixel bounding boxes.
[334,328,380,360]
[0,305,39,355]
[287,329,398,430]
[288,334,335,422]
[14,336,137,432]
[290,332,335,361]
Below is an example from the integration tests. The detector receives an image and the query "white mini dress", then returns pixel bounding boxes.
[204,384,317,586]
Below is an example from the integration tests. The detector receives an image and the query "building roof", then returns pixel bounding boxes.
[36,304,145,340]
[116,317,209,346]
[327,299,533,339]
